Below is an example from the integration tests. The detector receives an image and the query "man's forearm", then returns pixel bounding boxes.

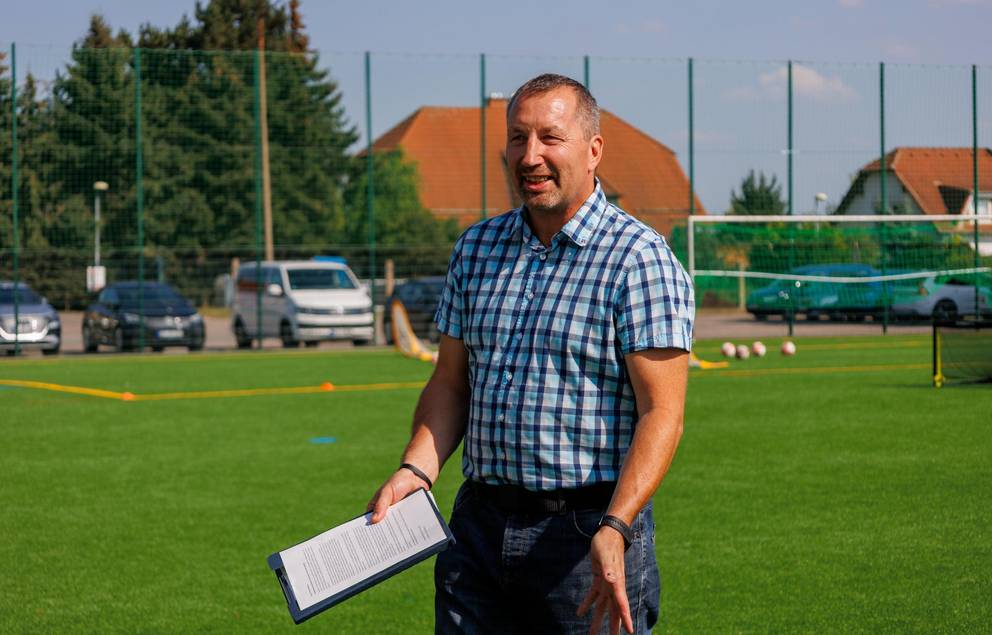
[400,372,470,483]
[605,405,684,525]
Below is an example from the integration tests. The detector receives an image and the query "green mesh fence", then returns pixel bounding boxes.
[688,218,991,319]
[2,44,991,329]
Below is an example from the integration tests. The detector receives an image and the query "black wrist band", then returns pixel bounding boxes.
[599,515,633,551]
[400,463,433,490]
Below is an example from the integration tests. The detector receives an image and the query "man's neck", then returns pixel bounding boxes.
[525,183,596,247]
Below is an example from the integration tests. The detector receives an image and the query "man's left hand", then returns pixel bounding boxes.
[577,526,634,635]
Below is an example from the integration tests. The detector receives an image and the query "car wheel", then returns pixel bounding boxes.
[82,324,98,353]
[152,346,164,353]
[42,346,60,356]
[751,313,767,321]
[188,340,204,352]
[280,321,299,348]
[352,339,372,347]
[304,341,319,348]
[4,350,16,357]
[234,319,252,349]
[114,327,128,353]
[932,300,958,322]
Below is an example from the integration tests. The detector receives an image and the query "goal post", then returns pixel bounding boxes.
[933,318,992,387]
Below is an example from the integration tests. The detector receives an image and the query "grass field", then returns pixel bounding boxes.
[1,336,990,633]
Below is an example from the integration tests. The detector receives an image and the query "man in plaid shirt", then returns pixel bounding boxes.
[369,74,694,635]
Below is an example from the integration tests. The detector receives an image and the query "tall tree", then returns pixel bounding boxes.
[344,150,460,248]
[135,0,358,248]
[729,170,786,216]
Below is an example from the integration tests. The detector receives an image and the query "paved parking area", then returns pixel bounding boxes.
[5,309,932,359]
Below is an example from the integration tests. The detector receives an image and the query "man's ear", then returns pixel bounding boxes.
[589,134,604,173]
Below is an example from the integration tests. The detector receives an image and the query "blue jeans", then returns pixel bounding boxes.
[435,481,661,634]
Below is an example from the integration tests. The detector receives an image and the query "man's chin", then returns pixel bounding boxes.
[519,191,564,215]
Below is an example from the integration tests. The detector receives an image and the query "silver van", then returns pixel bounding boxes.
[232,261,374,348]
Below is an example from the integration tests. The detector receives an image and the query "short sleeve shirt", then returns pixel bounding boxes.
[435,183,694,491]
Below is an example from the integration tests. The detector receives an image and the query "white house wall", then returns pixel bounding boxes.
[841,173,919,215]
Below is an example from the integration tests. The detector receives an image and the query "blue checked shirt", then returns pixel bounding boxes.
[434,182,694,491]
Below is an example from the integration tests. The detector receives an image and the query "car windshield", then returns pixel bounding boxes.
[0,287,43,305]
[118,285,186,305]
[287,269,357,290]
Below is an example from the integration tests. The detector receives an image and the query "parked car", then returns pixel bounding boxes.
[231,260,373,348]
[82,281,205,353]
[384,276,445,344]
[746,264,887,321]
[891,274,992,321]
[0,281,61,356]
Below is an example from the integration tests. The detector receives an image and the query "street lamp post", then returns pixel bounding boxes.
[93,181,108,266]
[814,192,827,214]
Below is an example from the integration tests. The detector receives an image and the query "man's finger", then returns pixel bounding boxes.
[609,578,633,634]
[587,593,609,635]
[576,585,598,617]
[370,485,393,523]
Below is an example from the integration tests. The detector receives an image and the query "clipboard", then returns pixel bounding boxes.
[267,488,454,625]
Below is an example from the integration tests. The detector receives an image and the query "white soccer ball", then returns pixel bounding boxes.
[735,344,750,360]
[721,342,736,357]
[781,341,797,356]
[751,341,767,357]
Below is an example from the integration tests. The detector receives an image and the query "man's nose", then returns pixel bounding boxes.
[521,135,544,167]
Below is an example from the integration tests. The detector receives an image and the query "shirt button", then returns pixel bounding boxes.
[504,371,512,382]
[498,413,505,423]
[526,291,534,300]
[539,254,547,261]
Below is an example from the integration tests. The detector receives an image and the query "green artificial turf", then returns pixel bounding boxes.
[1,337,989,633]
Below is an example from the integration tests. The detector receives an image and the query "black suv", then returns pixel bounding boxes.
[82,282,205,353]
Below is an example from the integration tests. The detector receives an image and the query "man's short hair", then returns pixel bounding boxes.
[507,73,600,139]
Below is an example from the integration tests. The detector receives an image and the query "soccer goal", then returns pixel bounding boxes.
[686,214,991,325]
[933,318,992,387]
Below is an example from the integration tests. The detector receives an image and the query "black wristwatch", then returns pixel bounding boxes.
[598,515,634,551]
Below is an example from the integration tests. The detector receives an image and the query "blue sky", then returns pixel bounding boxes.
[2,0,991,214]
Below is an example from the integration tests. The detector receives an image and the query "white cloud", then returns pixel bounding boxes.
[757,64,858,102]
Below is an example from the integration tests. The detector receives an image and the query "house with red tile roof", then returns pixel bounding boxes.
[836,147,992,254]
[371,98,704,238]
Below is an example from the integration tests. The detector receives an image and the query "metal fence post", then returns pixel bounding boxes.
[365,51,376,307]
[879,61,888,334]
[10,43,19,356]
[134,47,146,351]
[480,53,487,222]
[786,60,796,337]
[787,60,793,215]
[253,48,264,347]
[972,64,980,319]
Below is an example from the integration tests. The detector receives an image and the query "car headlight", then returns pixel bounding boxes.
[189,314,203,323]
[48,319,61,328]
[122,312,141,324]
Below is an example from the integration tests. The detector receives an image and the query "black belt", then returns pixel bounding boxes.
[469,480,616,514]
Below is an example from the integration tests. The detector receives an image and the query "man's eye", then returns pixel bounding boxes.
[543,136,562,144]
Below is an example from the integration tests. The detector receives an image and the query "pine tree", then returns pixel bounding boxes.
[729,170,786,215]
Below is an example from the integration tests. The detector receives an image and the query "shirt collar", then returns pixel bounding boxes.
[501,180,608,248]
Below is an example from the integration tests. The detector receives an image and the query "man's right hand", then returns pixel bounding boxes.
[366,468,431,524]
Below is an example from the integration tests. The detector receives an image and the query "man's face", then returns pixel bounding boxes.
[506,88,603,216]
